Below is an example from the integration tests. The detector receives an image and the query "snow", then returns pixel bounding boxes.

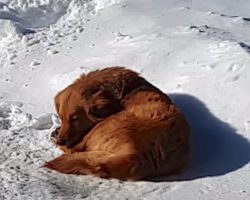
[0,0,250,199]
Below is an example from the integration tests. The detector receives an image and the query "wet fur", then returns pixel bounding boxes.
[43,67,191,181]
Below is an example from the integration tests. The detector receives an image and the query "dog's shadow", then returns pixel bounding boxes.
[152,93,250,181]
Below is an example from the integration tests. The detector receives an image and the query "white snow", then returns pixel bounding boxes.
[1,0,250,199]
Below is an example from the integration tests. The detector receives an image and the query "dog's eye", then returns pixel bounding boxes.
[70,114,78,122]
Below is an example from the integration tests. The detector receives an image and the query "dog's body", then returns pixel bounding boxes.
[44,67,190,181]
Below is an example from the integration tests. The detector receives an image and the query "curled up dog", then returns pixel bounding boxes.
[43,67,191,181]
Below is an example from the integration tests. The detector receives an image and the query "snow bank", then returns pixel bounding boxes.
[0,0,120,32]
[0,0,120,67]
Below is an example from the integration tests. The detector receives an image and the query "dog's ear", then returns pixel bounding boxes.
[82,86,122,119]
[54,94,60,114]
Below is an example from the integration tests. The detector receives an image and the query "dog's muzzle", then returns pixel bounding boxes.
[50,127,60,143]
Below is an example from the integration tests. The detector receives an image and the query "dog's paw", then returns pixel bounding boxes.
[43,155,71,173]
[58,145,75,154]
[43,154,83,174]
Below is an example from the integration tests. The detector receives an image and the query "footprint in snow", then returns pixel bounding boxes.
[30,60,41,67]
[200,64,216,71]
[173,76,190,92]
[110,31,133,44]
[225,74,240,83]
[0,101,32,131]
[47,49,59,55]
[228,63,244,72]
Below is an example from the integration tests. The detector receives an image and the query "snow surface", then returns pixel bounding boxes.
[1,0,250,199]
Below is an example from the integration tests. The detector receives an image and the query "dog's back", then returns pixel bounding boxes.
[76,89,190,180]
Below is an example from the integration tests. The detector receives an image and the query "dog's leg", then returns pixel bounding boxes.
[56,145,75,154]
[43,151,142,181]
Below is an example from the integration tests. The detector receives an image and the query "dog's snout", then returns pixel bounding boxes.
[51,128,60,138]
[50,127,66,145]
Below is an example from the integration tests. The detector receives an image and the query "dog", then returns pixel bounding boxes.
[43,67,191,181]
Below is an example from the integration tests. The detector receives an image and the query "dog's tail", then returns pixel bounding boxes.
[43,151,143,181]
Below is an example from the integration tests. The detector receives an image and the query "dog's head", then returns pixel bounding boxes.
[52,67,152,148]
[53,82,122,148]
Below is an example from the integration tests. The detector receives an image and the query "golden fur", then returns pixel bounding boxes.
[43,67,191,181]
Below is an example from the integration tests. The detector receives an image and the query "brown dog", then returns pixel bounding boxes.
[44,67,191,180]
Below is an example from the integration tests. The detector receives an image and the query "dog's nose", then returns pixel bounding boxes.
[50,127,66,145]
[51,128,59,138]
[50,127,60,142]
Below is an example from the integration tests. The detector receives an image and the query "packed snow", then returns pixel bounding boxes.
[0,0,250,199]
